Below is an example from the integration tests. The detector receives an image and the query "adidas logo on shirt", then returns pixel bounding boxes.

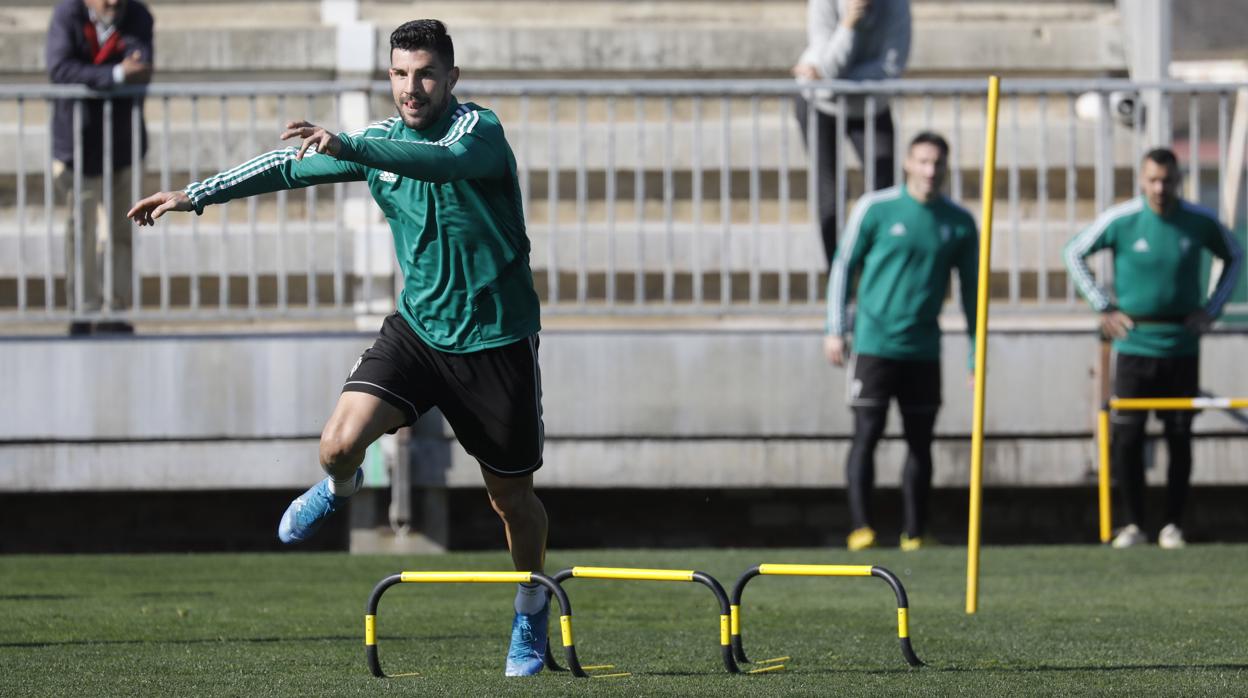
[1132,237,1150,253]
[889,223,907,237]
[379,171,398,183]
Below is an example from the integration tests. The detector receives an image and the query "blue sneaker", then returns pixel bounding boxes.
[277,469,362,544]
[504,596,549,677]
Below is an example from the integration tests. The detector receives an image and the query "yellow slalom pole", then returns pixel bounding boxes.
[966,75,1000,615]
[1097,409,1112,543]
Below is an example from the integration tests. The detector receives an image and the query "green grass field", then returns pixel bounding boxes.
[2,546,1246,696]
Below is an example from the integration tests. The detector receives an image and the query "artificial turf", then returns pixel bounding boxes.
[2,546,1245,696]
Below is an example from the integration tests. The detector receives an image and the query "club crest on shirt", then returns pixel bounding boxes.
[889,222,907,237]
[940,224,951,242]
[378,171,399,183]
[1132,237,1150,253]
[1179,236,1192,255]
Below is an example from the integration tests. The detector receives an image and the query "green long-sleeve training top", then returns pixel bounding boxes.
[185,98,540,354]
[827,185,979,365]
[1064,196,1243,357]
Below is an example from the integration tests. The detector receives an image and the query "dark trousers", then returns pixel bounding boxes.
[794,95,896,267]
[1110,354,1199,528]
[846,406,937,538]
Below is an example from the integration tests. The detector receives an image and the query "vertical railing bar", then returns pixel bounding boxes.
[1189,92,1201,204]
[720,95,731,306]
[332,92,345,309]
[636,95,647,305]
[691,96,703,307]
[834,95,847,240]
[1037,93,1049,304]
[16,98,27,314]
[576,95,589,306]
[922,94,934,131]
[951,94,963,203]
[749,94,761,306]
[778,95,791,307]
[864,95,877,196]
[662,96,676,305]
[219,95,230,311]
[519,94,531,221]
[1218,92,1228,216]
[305,94,318,311]
[806,92,819,304]
[605,96,617,308]
[130,100,141,315]
[159,96,170,312]
[72,99,85,315]
[276,95,288,311]
[1008,94,1020,304]
[44,99,55,313]
[103,97,114,315]
[547,95,560,305]
[1132,90,1144,186]
[1066,92,1078,303]
[189,95,200,310]
[247,95,259,313]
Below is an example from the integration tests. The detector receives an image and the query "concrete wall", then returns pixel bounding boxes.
[3,325,1245,492]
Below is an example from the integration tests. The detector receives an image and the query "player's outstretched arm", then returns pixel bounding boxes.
[128,190,193,227]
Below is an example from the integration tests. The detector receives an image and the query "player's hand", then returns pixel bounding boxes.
[842,0,871,28]
[120,51,152,84]
[824,335,849,367]
[1184,309,1213,334]
[1099,310,1134,340]
[791,62,821,81]
[127,190,192,226]
[281,121,342,160]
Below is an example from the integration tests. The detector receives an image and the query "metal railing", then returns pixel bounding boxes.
[0,79,1245,325]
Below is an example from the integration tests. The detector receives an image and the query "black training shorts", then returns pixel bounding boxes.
[343,313,544,477]
[847,353,942,413]
[1112,353,1199,429]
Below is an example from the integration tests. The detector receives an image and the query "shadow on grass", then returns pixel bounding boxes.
[0,594,78,602]
[0,634,479,649]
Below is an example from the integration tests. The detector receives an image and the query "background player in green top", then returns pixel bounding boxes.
[825,131,978,552]
[1065,147,1242,550]
[128,20,554,676]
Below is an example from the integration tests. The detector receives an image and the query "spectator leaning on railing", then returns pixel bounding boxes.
[1064,147,1243,550]
[793,0,911,268]
[47,0,153,335]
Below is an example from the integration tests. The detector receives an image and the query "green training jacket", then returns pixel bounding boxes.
[185,98,540,353]
[827,185,979,364]
[1064,196,1243,357]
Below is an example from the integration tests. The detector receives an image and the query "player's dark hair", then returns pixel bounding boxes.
[390,19,455,66]
[1143,147,1179,170]
[909,131,949,159]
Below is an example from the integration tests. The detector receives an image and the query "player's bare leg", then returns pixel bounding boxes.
[483,469,551,676]
[278,393,406,544]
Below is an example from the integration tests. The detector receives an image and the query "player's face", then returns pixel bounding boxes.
[904,142,947,200]
[1140,158,1181,214]
[84,0,127,25]
[389,48,459,131]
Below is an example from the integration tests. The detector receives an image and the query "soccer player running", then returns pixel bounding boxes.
[1065,147,1242,550]
[825,132,978,552]
[128,20,554,676]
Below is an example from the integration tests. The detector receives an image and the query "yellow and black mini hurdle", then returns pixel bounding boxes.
[540,566,742,675]
[364,571,587,678]
[1096,396,1248,543]
[730,564,923,668]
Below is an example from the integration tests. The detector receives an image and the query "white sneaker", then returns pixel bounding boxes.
[1158,523,1186,549]
[1111,524,1148,548]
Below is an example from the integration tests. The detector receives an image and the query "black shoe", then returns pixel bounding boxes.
[68,321,93,336]
[94,321,135,335]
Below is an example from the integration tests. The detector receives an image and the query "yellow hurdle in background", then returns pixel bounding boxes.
[1096,396,1248,543]
[543,566,742,675]
[730,564,923,669]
